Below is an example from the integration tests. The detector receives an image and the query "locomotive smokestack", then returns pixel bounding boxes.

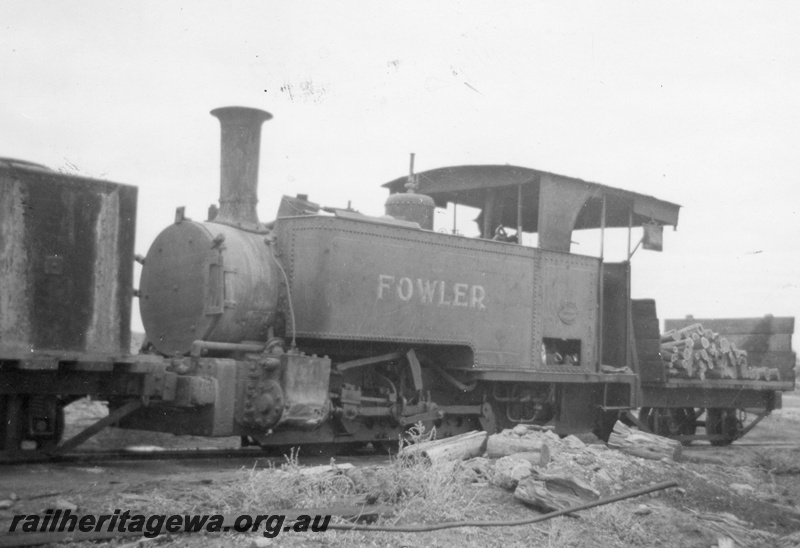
[210,106,273,226]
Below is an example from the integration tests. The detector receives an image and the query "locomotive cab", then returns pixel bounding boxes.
[383,164,680,372]
[382,166,681,435]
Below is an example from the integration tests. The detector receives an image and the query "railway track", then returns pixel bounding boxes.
[4,439,796,467]
[0,445,392,466]
[0,447,277,466]
[697,442,800,449]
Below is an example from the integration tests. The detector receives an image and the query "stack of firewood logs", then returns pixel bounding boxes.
[660,323,779,381]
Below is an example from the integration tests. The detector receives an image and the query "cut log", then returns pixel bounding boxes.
[660,329,679,343]
[764,367,781,381]
[486,431,551,460]
[514,475,600,512]
[744,366,780,381]
[607,421,682,461]
[658,319,790,382]
[672,323,704,339]
[298,463,355,476]
[660,344,679,355]
[736,352,748,372]
[668,364,689,379]
[399,430,488,463]
[661,339,694,349]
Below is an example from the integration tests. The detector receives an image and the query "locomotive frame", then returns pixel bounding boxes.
[0,107,793,457]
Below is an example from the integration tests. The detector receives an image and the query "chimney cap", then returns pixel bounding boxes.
[210,106,273,124]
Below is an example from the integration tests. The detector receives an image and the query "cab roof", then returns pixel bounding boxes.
[383,164,681,233]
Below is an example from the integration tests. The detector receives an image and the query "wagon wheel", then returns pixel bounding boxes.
[0,396,26,452]
[705,408,743,447]
[0,395,64,452]
[638,407,652,429]
[671,408,697,445]
[639,407,674,436]
[33,407,65,452]
[645,408,678,437]
[638,407,696,444]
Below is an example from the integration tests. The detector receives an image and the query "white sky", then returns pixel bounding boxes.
[2,1,799,334]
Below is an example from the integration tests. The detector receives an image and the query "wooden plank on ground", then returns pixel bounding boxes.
[607,421,682,461]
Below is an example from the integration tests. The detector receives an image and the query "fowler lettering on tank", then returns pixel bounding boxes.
[377,275,486,310]
[277,216,535,368]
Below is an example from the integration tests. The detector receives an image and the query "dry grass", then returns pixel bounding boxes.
[55,406,800,548]
[183,439,479,524]
[156,426,675,547]
[754,449,800,475]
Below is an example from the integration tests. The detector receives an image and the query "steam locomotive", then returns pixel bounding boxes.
[0,107,792,455]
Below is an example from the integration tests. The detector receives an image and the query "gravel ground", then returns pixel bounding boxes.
[1,394,800,547]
